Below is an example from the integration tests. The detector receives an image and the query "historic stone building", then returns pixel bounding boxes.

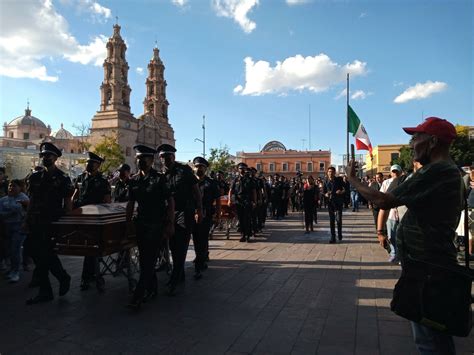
[237,141,331,178]
[90,24,175,166]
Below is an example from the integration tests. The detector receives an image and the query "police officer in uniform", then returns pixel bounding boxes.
[229,163,257,242]
[126,145,174,309]
[158,144,203,295]
[25,143,73,305]
[192,157,220,279]
[216,171,230,196]
[72,152,111,290]
[113,163,131,203]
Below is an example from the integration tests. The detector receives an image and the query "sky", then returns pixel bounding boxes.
[0,0,472,165]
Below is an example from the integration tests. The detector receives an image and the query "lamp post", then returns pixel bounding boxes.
[194,115,206,158]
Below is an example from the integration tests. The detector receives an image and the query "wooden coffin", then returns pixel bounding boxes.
[52,203,136,257]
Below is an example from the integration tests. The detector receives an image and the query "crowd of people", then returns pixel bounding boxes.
[0,116,472,353]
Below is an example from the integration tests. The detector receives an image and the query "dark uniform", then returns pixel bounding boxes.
[113,164,131,203]
[231,164,256,242]
[192,158,220,275]
[129,162,170,303]
[25,143,73,304]
[73,152,111,289]
[161,153,198,289]
[323,176,345,242]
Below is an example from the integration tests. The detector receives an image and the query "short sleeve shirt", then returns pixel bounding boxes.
[129,168,170,223]
[27,169,74,224]
[164,162,198,212]
[231,175,256,203]
[74,172,111,208]
[198,176,220,218]
[391,161,463,264]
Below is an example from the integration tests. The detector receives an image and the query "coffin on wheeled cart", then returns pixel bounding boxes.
[51,203,139,292]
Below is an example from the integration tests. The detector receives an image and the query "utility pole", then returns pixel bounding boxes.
[194,115,206,158]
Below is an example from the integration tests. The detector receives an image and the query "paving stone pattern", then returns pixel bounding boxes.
[1,208,473,354]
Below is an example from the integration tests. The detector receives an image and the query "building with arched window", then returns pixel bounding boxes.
[236,141,331,177]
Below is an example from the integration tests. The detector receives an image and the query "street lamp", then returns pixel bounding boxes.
[194,115,206,158]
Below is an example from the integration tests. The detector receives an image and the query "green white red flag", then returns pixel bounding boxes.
[348,105,373,157]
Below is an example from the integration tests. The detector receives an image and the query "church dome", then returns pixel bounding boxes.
[262,140,287,152]
[51,123,74,139]
[8,107,47,129]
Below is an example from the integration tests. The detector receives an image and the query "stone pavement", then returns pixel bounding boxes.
[1,208,473,354]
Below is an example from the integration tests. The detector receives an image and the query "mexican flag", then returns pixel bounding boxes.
[348,105,373,156]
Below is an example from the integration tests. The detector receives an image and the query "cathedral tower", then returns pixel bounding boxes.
[136,45,175,147]
[90,23,138,165]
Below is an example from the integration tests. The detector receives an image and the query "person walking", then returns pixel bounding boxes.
[323,167,345,243]
[303,176,318,234]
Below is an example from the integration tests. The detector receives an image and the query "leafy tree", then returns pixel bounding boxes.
[391,145,413,171]
[450,125,474,167]
[208,145,235,173]
[93,133,125,173]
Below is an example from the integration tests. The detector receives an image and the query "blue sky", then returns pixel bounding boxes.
[0,0,472,165]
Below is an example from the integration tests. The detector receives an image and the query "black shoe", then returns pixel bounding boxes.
[143,289,157,302]
[28,279,40,288]
[167,284,177,296]
[26,294,53,305]
[329,239,336,244]
[246,236,251,243]
[126,296,143,310]
[338,235,343,241]
[59,274,71,296]
[194,271,202,280]
[239,236,246,242]
[80,279,90,291]
[352,209,355,212]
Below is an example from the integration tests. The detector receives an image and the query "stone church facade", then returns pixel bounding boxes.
[90,24,175,166]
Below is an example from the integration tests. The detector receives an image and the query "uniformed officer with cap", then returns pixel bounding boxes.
[229,163,257,242]
[192,156,220,279]
[158,144,203,295]
[126,145,174,309]
[72,151,111,291]
[113,164,131,203]
[24,142,73,304]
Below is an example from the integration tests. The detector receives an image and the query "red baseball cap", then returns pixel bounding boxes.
[402,117,457,143]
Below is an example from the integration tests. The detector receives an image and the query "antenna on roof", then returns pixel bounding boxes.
[27,98,30,109]
[115,16,119,25]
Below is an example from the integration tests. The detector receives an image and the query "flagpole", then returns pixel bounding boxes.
[346,73,350,166]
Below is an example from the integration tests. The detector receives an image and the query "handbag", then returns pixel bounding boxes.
[391,256,473,337]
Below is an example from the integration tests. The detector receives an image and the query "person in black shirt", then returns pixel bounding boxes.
[303,176,318,234]
[229,163,256,242]
[72,152,111,291]
[113,163,131,203]
[126,145,174,309]
[216,171,229,196]
[158,144,202,295]
[191,157,220,279]
[24,143,73,305]
[323,166,345,243]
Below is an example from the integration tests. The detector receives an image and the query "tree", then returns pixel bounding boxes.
[72,122,91,153]
[208,145,235,173]
[93,133,125,173]
[450,125,474,167]
[391,146,413,171]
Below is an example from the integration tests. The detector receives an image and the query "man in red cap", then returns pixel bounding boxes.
[346,117,464,354]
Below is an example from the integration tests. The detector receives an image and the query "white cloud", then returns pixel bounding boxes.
[394,81,447,103]
[286,0,309,5]
[393,81,404,87]
[359,12,367,18]
[172,0,189,7]
[334,88,372,100]
[136,67,144,75]
[77,0,112,23]
[212,0,259,34]
[0,0,108,82]
[234,54,367,96]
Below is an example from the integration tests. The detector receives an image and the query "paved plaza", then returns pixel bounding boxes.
[1,208,473,354]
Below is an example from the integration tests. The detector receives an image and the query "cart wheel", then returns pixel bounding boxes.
[96,276,105,293]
